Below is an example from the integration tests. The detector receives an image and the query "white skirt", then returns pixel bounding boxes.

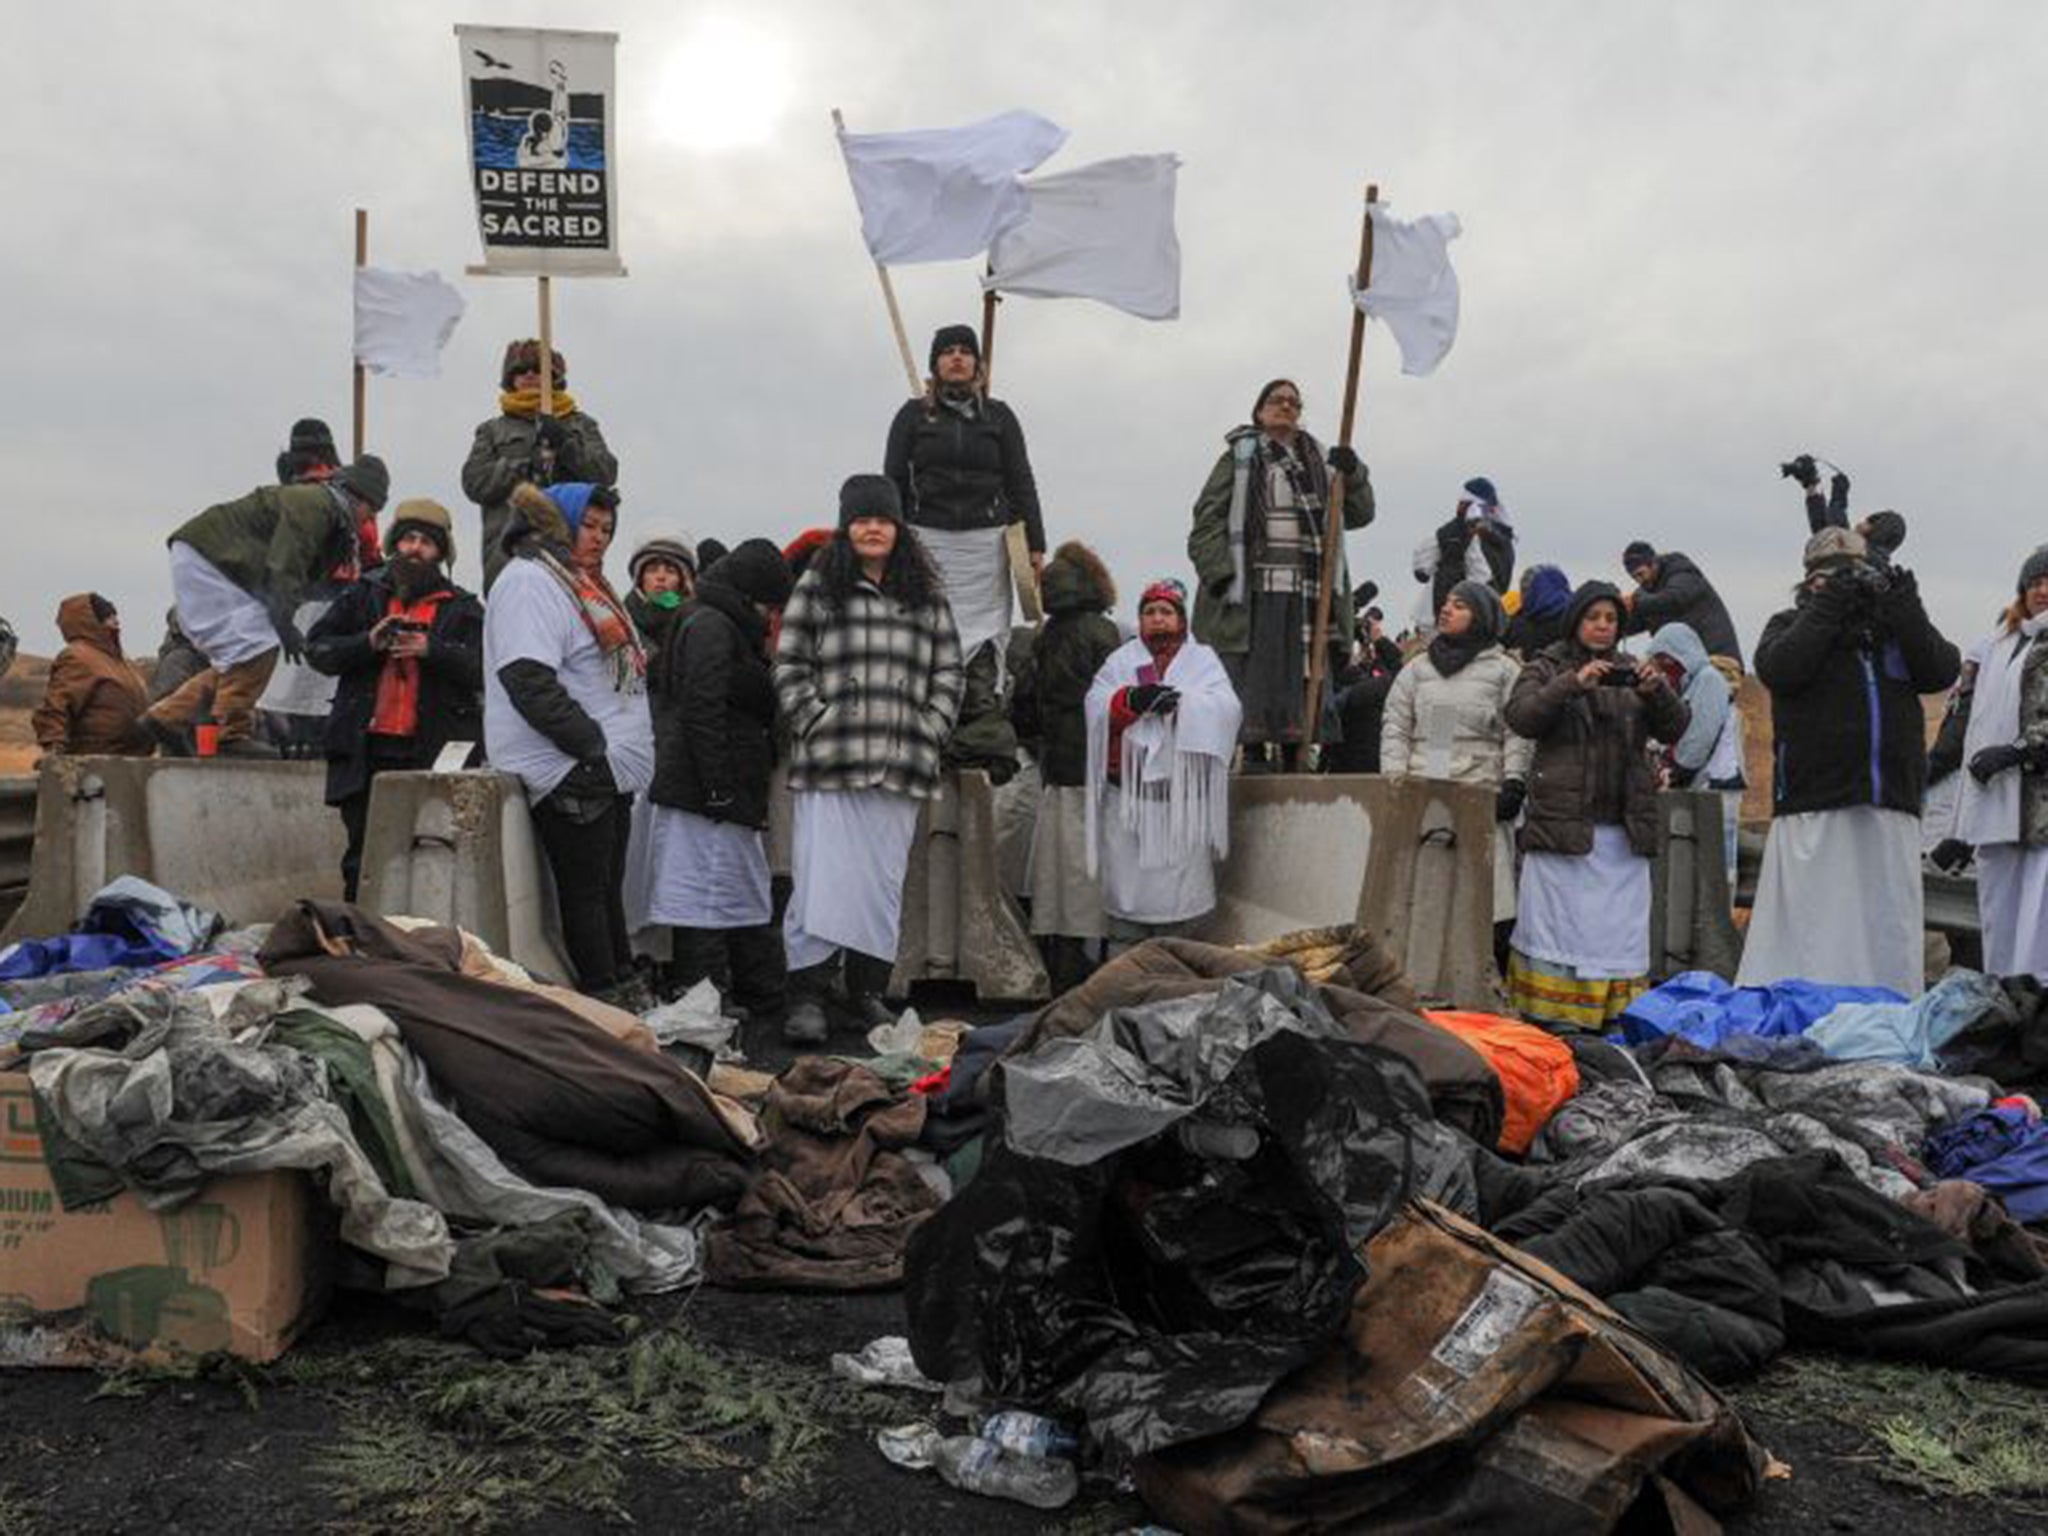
[1029,784,1105,938]
[168,542,280,669]
[1513,824,1651,980]
[1737,805,1924,996]
[916,523,1012,665]
[783,788,923,968]
[1978,842,2048,981]
[1100,784,1217,927]
[644,806,773,930]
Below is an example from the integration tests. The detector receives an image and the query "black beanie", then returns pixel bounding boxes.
[838,473,903,528]
[1622,540,1657,574]
[697,536,730,572]
[708,538,795,609]
[929,324,980,372]
[289,418,338,458]
[333,454,391,512]
[2019,544,2048,595]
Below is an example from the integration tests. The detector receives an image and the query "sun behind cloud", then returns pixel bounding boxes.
[652,16,794,151]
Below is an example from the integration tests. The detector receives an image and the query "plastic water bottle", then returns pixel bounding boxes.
[931,1435,1079,1510]
[980,1410,1079,1460]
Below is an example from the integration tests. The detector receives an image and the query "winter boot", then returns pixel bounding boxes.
[782,960,836,1047]
[842,950,898,1031]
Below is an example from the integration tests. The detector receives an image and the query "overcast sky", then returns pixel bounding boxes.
[10,1,2047,661]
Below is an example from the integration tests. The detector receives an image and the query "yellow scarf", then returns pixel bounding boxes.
[498,388,579,419]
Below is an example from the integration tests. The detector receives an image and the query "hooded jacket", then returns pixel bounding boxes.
[1644,623,1740,785]
[1504,565,1573,659]
[1380,645,1534,790]
[32,595,151,757]
[1624,552,1744,668]
[1504,583,1691,856]
[650,579,779,829]
[1753,569,1959,818]
[1010,541,1121,786]
[167,483,358,610]
[306,565,485,806]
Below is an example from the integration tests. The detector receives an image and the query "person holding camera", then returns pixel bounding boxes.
[463,339,619,593]
[1503,581,1689,1031]
[1951,546,2048,980]
[1738,528,1960,996]
[1188,378,1374,770]
[308,500,483,901]
[1783,452,1907,568]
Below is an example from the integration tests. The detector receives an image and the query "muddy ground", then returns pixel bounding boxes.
[4,1001,2046,1534]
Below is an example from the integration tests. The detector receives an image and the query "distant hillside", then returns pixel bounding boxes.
[0,652,48,774]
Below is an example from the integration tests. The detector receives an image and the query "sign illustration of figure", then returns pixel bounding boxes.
[518,59,571,168]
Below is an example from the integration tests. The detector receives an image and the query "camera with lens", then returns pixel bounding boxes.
[1598,656,1642,687]
[1830,561,1891,601]
[1778,452,1820,487]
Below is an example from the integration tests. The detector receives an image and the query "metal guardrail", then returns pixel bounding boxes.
[0,774,35,926]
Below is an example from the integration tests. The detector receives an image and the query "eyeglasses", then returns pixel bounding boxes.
[1265,395,1302,409]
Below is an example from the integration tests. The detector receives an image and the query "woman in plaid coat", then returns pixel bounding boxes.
[773,474,964,1044]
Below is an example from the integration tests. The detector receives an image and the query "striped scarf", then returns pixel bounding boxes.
[531,548,646,694]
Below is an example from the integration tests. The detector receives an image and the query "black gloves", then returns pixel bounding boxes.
[1495,779,1527,822]
[1877,565,1920,621]
[1969,744,2027,784]
[1929,838,1973,875]
[1126,684,1180,717]
[534,414,566,452]
[1327,444,1362,479]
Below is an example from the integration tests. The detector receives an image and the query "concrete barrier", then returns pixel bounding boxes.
[0,757,345,945]
[1199,775,1502,1011]
[356,770,573,984]
[892,770,1050,1003]
[1649,791,1744,981]
[0,777,35,929]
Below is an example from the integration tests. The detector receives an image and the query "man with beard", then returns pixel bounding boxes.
[1084,578,1243,946]
[308,500,484,900]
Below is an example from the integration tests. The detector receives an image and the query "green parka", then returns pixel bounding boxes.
[1187,425,1374,655]
[167,483,356,609]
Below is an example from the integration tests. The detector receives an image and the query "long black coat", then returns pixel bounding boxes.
[650,581,777,829]
[307,570,484,805]
[883,394,1045,552]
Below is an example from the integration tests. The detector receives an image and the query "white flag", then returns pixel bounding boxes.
[984,155,1181,321]
[353,268,466,380]
[839,109,1067,264]
[1352,207,1462,377]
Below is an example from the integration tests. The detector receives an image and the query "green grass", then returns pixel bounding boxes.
[275,1327,901,1531]
[1735,1353,2048,1505]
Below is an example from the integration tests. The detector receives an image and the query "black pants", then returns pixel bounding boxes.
[531,790,634,991]
[671,923,787,1012]
[335,742,430,903]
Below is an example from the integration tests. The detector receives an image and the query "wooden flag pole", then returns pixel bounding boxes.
[537,273,555,418]
[833,108,924,397]
[351,208,368,459]
[979,267,1000,391]
[1303,183,1379,750]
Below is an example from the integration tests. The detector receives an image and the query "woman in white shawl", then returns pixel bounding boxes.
[1955,545,2048,979]
[1085,578,1242,943]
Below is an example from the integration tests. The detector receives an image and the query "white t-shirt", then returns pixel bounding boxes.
[483,557,654,801]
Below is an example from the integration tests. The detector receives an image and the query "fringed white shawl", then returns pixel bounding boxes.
[1084,636,1242,877]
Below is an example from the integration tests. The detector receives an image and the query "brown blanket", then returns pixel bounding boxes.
[705,1058,942,1291]
[1013,930,1503,1148]
[261,901,755,1213]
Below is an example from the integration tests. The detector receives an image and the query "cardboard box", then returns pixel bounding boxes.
[0,1070,328,1367]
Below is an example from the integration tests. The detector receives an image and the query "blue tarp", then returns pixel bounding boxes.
[1619,971,1905,1050]
[1926,1105,2048,1225]
[1807,969,2008,1071]
[0,877,223,981]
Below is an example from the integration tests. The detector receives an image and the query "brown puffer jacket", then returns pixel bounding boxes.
[32,594,151,757]
[1505,638,1689,857]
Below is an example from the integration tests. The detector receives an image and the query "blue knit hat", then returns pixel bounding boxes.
[546,482,598,537]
